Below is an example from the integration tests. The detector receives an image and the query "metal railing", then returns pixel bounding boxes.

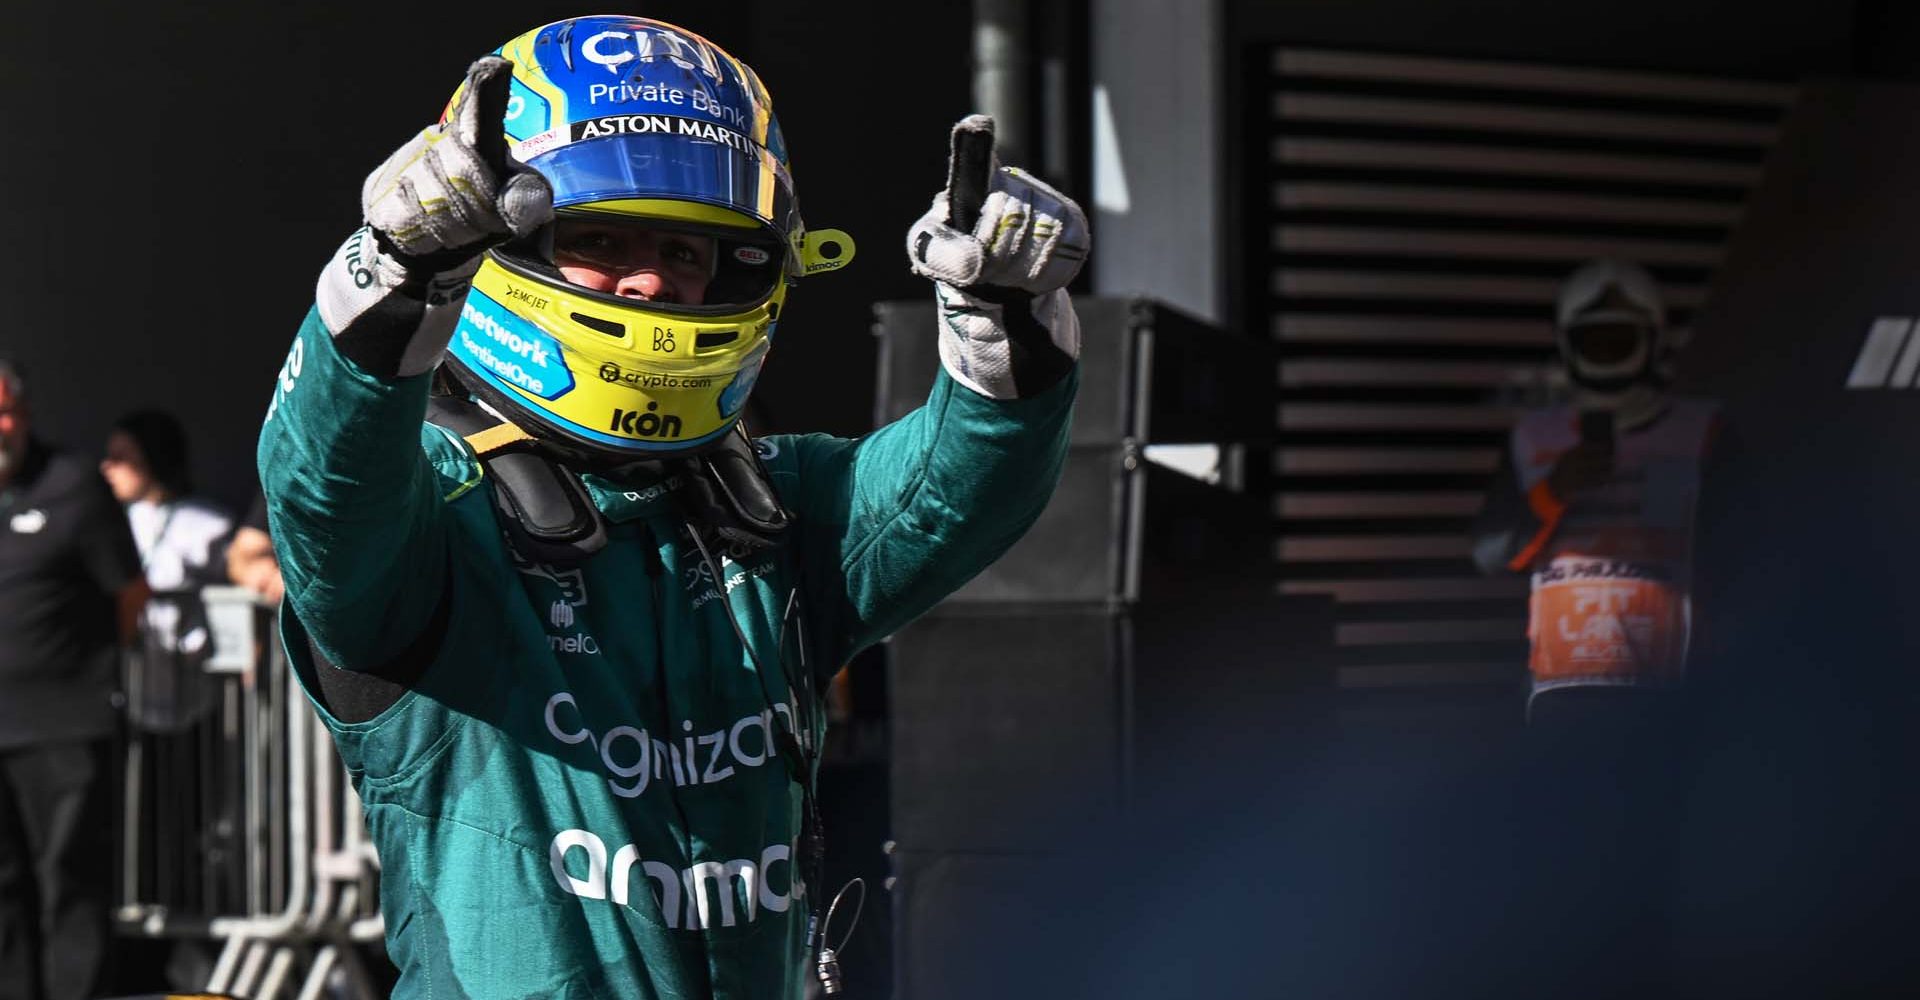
[115,586,385,1000]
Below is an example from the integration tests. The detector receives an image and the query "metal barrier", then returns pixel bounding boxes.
[115,586,386,1000]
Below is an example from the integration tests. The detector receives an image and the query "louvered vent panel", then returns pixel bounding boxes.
[1265,48,1794,692]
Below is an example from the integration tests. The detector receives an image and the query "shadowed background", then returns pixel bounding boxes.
[9,3,1920,999]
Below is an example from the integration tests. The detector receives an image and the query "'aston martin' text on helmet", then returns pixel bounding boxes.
[443,15,856,462]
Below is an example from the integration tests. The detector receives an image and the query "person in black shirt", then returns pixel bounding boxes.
[0,359,147,1000]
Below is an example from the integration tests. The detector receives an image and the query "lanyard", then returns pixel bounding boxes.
[137,502,178,573]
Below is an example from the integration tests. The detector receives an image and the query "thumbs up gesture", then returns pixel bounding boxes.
[907,115,1089,295]
[315,57,556,379]
[905,115,1090,399]
[362,56,553,271]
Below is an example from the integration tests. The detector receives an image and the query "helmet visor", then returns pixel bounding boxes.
[1566,319,1649,366]
[530,126,795,237]
[546,210,786,313]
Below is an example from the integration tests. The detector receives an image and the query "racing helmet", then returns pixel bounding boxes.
[1554,258,1672,392]
[442,15,855,462]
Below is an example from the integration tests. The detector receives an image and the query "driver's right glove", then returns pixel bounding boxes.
[315,56,553,379]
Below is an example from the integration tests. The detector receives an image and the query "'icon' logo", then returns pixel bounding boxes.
[611,403,685,439]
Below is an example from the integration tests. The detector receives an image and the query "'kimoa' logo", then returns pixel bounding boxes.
[1846,316,1920,389]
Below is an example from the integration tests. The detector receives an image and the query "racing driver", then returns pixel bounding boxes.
[256,13,1088,998]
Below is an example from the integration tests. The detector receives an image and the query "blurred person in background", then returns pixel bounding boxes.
[99,410,237,995]
[102,410,237,683]
[0,360,147,1000]
[1470,258,1719,996]
[223,490,282,700]
[1471,258,1717,721]
[224,490,282,605]
[256,13,1085,998]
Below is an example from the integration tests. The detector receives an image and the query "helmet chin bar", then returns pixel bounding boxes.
[1566,366,1648,394]
[442,360,742,471]
[1564,334,1673,394]
[447,246,784,460]
[433,361,788,566]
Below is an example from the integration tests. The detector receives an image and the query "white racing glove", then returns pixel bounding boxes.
[316,57,553,379]
[906,115,1090,399]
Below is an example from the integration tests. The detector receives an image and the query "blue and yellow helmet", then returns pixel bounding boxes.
[443,15,854,461]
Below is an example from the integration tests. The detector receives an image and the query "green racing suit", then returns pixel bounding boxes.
[257,305,1075,998]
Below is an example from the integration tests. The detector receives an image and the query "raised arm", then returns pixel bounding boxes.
[1471,426,1613,575]
[1471,440,1550,576]
[783,116,1088,661]
[257,58,552,671]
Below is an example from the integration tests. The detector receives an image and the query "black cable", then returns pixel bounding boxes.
[683,521,830,949]
[638,522,715,993]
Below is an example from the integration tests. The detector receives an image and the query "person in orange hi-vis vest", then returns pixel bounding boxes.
[1472,258,1719,722]
[1470,258,1720,995]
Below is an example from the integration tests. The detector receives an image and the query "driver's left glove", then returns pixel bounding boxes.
[906,115,1090,399]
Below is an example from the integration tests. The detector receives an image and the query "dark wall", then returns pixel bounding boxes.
[0,1,971,514]
[1229,0,1854,77]
[1218,0,1863,343]
[1196,5,1920,997]
[1853,0,1920,80]
[1668,79,1920,997]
